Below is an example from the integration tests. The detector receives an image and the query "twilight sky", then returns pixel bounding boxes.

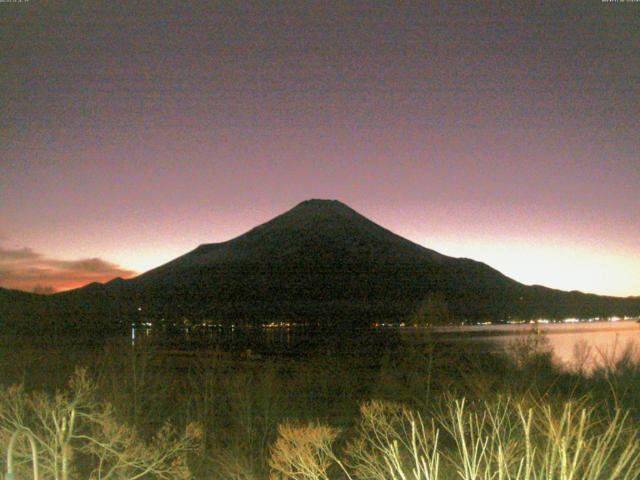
[1,1,639,296]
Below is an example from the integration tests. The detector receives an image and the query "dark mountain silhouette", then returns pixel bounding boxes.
[2,199,639,332]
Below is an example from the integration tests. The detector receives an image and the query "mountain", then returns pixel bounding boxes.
[2,199,639,332]
[0,287,49,331]
[124,199,521,323]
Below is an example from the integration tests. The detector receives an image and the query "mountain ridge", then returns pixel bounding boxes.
[2,199,639,332]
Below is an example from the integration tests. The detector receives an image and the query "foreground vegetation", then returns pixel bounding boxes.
[0,331,639,479]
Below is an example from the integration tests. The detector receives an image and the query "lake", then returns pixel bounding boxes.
[428,319,640,372]
[130,319,640,372]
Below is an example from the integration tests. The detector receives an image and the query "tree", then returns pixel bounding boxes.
[269,423,342,480]
[0,368,201,480]
[410,292,452,327]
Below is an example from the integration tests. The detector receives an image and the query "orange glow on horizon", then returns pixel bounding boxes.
[3,272,137,294]
[418,236,640,297]
[4,214,638,298]
[8,241,638,298]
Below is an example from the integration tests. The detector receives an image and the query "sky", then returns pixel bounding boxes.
[1,1,639,296]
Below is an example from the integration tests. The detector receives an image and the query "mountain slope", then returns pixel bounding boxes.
[122,199,523,323]
[138,199,447,278]
[2,199,639,331]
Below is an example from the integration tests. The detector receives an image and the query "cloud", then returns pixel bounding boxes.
[0,247,41,261]
[0,246,136,293]
[50,257,130,273]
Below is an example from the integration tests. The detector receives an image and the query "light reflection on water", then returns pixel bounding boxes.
[433,320,640,372]
[129,319,640,371]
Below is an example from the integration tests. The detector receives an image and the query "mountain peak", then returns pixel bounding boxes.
[266,198,379,233]
[295,198,346,206]
[142,198,441,279]
[290,199,354,213]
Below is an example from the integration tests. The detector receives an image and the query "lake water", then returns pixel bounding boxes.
[429,320,640,372]
[132,319,640,372]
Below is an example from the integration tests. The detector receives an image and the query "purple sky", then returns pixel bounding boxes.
[1,1,639,295]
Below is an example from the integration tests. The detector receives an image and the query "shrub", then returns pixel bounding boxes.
[269,423,341,480]
[0,368,201,480]
[270,396,640,480]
